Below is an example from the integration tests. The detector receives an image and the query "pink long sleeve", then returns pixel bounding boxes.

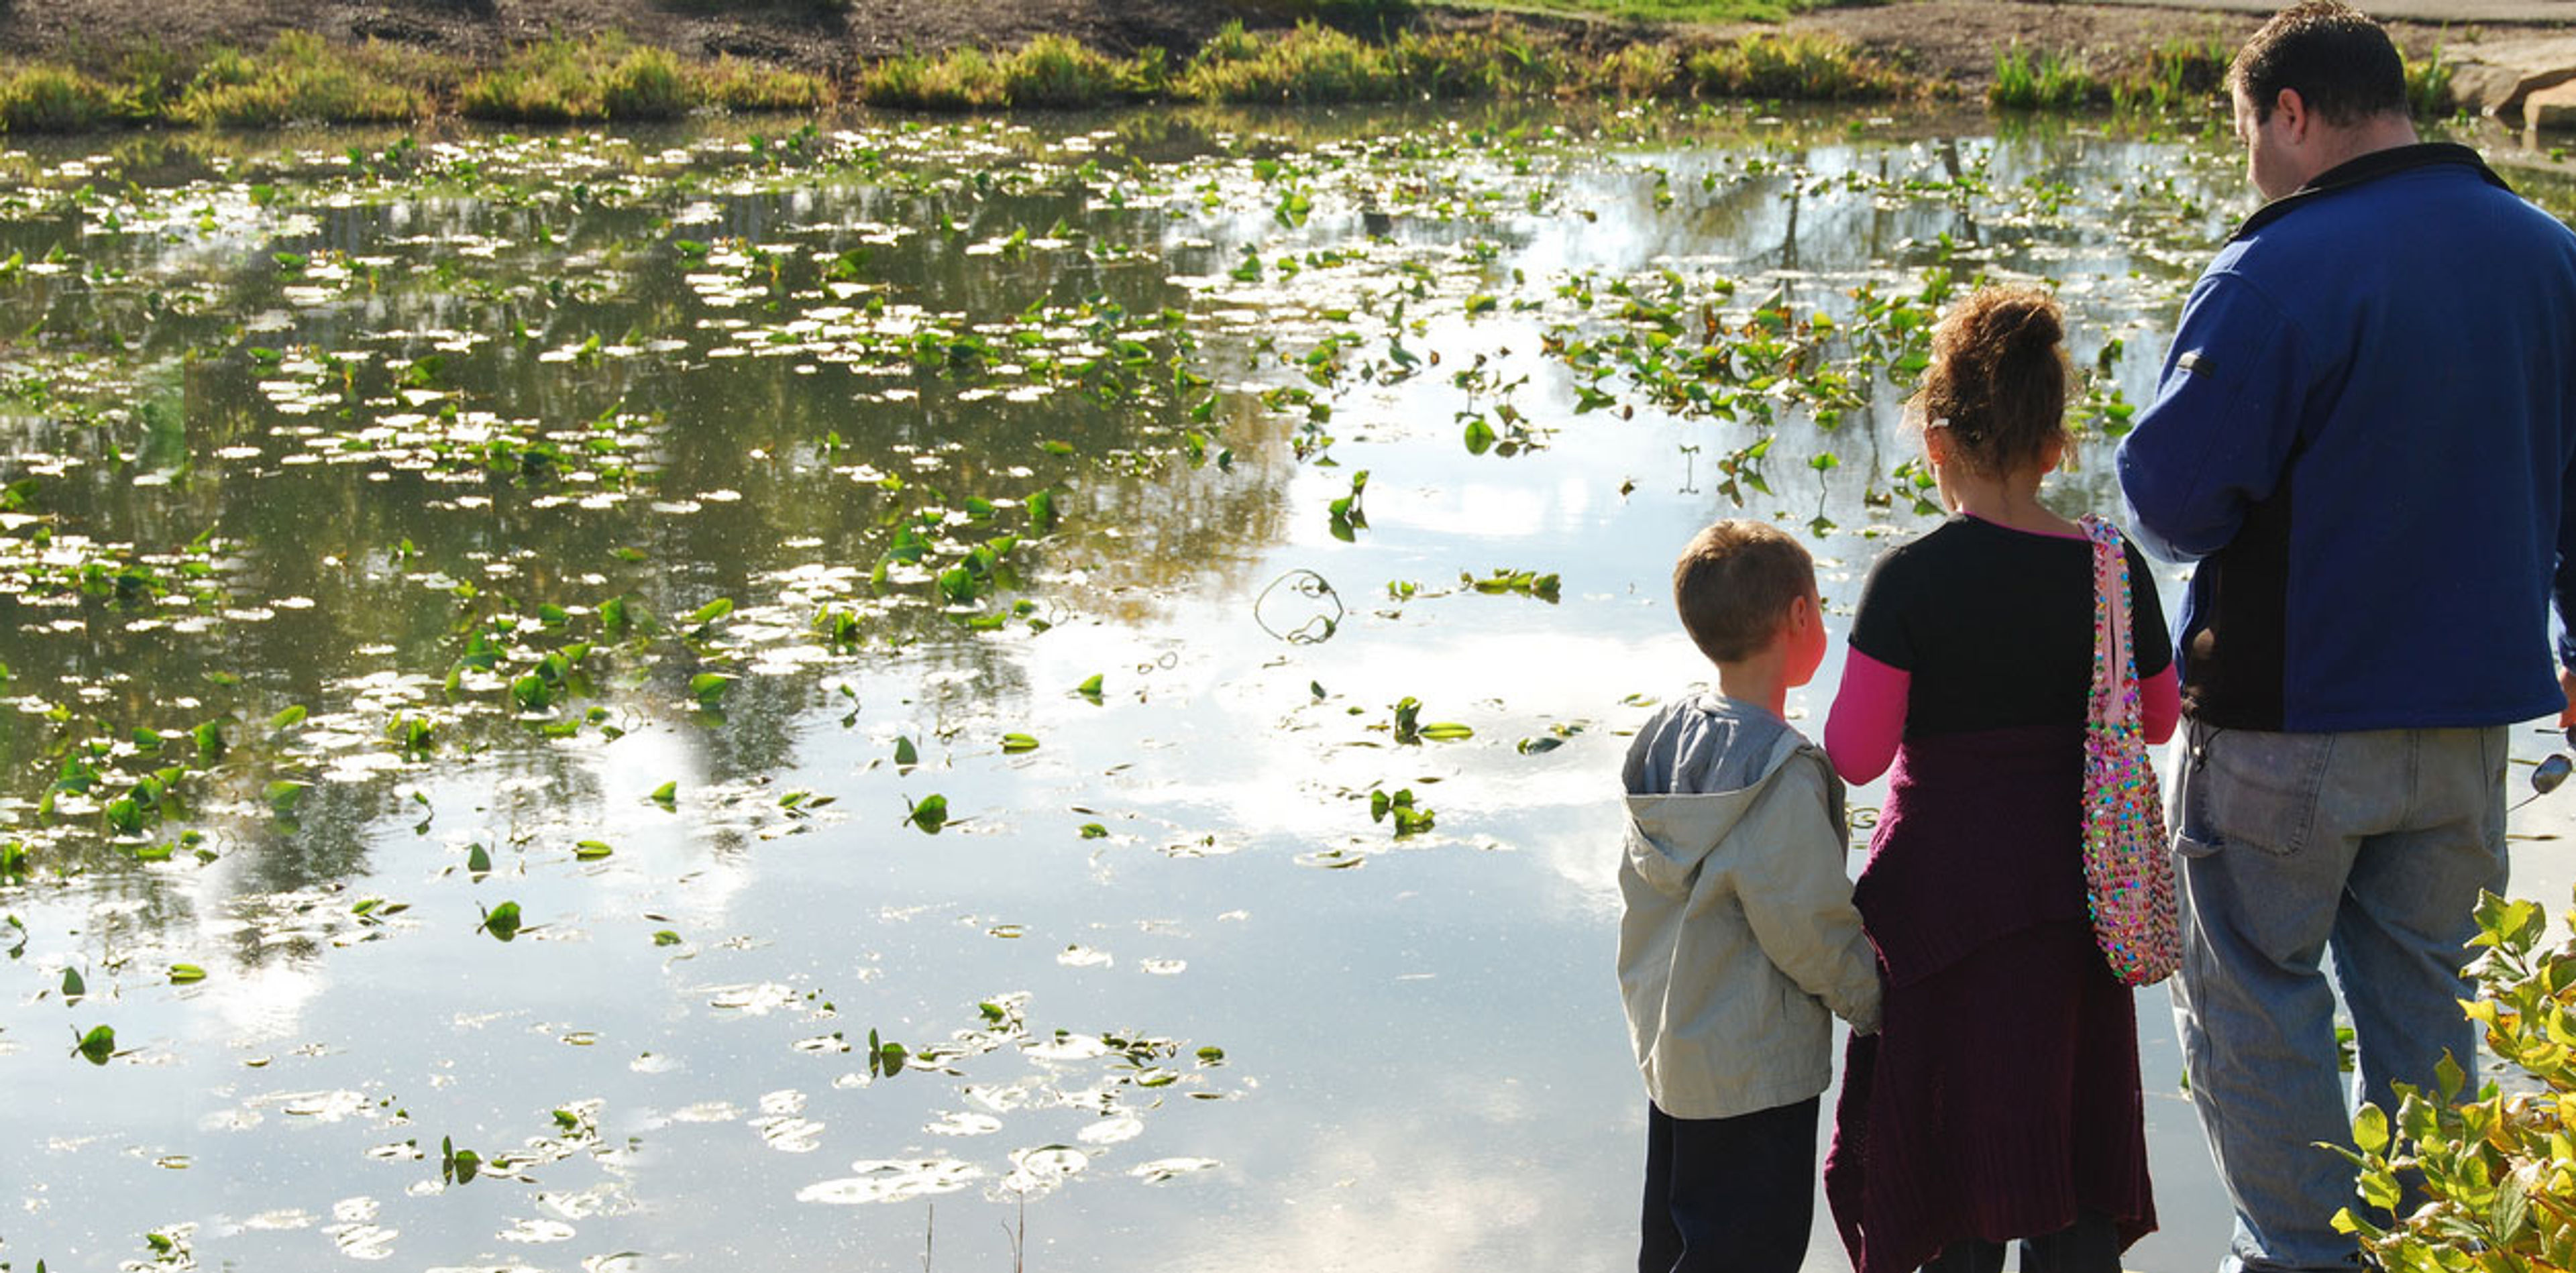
[1825,650,1909,785]
[2141,663,2180,746]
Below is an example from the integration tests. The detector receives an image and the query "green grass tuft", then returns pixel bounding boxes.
[460,36,617,123]
[1686,32,1900,101]
[460,34,820,123]
[2115,36,2230,114]
[1003,34,1152,108]
[1599,42,1683,99]
[0,64,116,132]
[693,56,830,112]
[1179,22,1401,104]
[2404,46,2453,118]
[171,32,426,127]
[602,44,691,121]
[858,47,1008,111]
[1989,44,2100,111]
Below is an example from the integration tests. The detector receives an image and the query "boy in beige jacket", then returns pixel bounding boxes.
[1619,520,1882,1273]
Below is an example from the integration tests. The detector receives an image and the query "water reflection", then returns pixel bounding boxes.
[0,102,2569,1268]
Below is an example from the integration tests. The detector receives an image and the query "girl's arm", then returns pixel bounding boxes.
[2142,663,2180,745]
[1824,650,1908,785]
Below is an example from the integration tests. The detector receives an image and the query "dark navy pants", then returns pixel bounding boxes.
[1640,1096,1819,1273]
[1919,1211,2121,1273]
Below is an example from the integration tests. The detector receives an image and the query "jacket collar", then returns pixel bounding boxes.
[2231,142,2511,242]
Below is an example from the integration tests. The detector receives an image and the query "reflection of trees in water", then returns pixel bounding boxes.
[1049,392,1296,624]
[22,108,2143,945]
[0,119,1331,940]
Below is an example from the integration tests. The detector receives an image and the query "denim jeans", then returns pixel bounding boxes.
[2167,720,2508,1273]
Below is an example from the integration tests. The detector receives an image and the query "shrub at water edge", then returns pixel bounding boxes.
[2329,887,2576,1267]
[0,64,116,132]
[172,32,427,127]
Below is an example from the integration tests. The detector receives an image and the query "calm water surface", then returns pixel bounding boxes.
[0,103,2570,1271]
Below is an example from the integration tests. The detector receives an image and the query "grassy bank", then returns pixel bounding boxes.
[0,30,828,132]
[1988,36,2455,116]
[0,21,1911,133]
[0,15,2445,133]
[861,22,1909,109]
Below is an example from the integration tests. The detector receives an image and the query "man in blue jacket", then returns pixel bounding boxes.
[2116,2,2576,1268]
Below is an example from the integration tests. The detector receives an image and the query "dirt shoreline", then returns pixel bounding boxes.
[0,0,2483,101]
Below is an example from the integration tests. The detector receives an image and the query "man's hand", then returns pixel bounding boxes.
[2559,666,2576,728]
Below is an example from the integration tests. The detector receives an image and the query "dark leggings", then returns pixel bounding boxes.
[1917,1211,2121,1273]
[1640,1097,1819,1273]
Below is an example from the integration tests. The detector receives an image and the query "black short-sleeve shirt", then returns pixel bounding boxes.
[1848,515,2174,738]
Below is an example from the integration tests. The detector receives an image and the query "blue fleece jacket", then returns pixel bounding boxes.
[2116,144,2576,732]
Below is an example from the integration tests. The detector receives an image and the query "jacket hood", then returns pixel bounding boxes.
[1621,724,1810,897]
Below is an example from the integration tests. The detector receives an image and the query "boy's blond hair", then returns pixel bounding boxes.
[1672,520,1815,665]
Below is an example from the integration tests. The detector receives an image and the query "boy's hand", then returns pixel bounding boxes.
[2561,666,2576,728]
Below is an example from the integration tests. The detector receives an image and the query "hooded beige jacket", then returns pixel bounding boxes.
[1618,711,1881,1119]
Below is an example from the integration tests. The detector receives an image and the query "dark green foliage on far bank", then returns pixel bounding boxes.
[0,17,1917,133]
[175,32,430,127]
[457,35,818,122]
[1989,35,2455,118]
[0,65,115,133]
[861,21,1909,112]
[0,30,824,131]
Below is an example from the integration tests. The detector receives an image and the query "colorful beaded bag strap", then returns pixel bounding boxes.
[2077,514,2180,987]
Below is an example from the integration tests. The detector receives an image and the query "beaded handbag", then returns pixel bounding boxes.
[2078,515,2181,988]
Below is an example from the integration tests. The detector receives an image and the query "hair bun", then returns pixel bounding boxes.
[1996,299,2063,361]
[1910,284,2072,477]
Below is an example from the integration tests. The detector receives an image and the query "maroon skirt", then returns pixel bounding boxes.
[1825,728,2155,1272]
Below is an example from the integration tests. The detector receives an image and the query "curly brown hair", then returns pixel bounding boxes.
[1911,286,2072,478]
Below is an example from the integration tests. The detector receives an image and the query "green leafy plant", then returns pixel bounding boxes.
[1390,696,1471,744]
[1463,568,1561,602]
[1368,787,1435,836]
[1328,469,1370,541]
[1990,44,2100,111]
[2328,887,2576,1265]
[906,793,950,834]
[867,1028,908,1078]
[441,1135,482,1184]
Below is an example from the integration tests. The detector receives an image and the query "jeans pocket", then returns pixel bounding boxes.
[2200,728,2336,858]
[2171,830,2221,859]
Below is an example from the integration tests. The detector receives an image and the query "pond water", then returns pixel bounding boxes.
[1,102,2571,1271]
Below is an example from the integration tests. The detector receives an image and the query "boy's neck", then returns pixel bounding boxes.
[1715,651,1792,718]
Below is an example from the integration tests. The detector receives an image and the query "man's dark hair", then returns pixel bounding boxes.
[1672,520,1815,665]
[2230,1,2408,124]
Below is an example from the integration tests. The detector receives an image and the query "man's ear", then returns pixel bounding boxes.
[2272,87,2309,142]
